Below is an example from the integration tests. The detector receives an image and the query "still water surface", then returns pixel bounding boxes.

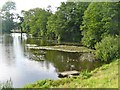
[0,33,58,88]
[0,33,102,88]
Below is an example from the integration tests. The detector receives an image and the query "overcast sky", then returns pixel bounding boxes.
[0,0,67,13]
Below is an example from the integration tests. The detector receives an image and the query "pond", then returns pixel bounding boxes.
[0,33,102,88]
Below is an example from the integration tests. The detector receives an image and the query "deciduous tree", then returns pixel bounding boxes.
[1,1,16,33]
[81,2,119,48]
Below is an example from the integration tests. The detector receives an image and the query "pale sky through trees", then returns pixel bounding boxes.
[0,0,119,13]
[0,0,67,13]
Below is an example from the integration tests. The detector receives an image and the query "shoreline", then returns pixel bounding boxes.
[24,59,118,88]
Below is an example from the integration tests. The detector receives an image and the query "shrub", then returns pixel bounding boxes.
[80,70,91,79]
[95,35,120,62]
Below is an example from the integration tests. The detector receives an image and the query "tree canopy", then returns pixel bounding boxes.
[1,1,16,33]
[80,2,119,48]
[22,8,52,37]
[47,2,89,42]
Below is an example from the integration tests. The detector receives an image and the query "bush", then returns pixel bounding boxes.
[95,35,120,62]
[80,70,91,79]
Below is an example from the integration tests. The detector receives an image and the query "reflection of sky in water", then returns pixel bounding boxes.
[0,33,58,88]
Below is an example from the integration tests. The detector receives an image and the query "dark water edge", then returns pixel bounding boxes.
[27,49,103,72]
[0,33,103,88]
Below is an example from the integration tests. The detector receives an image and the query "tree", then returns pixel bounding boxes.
[22,8,52,37]
[47,2,89,42]
[2,1,16,12]
[47,14,58,40]
[1,1,16,33]
[80,2,119,48]
[21,10,31,33]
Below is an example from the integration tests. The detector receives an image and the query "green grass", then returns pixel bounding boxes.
[24,59,119,88]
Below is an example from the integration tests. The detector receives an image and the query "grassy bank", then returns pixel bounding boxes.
[24,59,119,88]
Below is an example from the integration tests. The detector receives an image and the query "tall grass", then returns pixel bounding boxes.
[0,79,13,89]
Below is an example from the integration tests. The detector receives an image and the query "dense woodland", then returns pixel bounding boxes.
[0,1,120,62]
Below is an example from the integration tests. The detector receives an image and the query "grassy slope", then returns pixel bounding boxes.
[24,59,119,88]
